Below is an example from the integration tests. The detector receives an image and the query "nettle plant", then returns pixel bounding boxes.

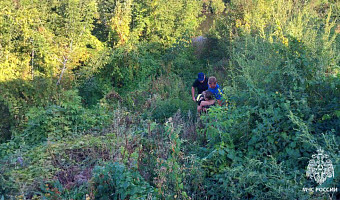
[90,162,155,200]
[154,120,188,199]
[23,90,112,145]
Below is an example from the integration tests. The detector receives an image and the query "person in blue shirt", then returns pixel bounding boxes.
[208,76,223,106]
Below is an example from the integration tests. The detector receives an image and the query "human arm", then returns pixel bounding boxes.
[191,87,196,101]
[200,100,215,107]
[198,100,215,112]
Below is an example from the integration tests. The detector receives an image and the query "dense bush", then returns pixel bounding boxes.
[78,76,111,107]
[150,98,193,122]
[0,99,12,143]
[91,162,155,199]
[0,107,141,198]
[22,90,112,145]
[205,157,311,200]
[0,0,339,199]
[0,89,114,160]
[196,0,339,199]
[0,77,60,142]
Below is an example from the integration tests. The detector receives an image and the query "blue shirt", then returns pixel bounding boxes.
[208,84,223,100]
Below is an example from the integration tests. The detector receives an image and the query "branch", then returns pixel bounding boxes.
[56,57,68,86]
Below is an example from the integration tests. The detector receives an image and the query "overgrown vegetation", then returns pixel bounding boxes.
[0,0,339,199]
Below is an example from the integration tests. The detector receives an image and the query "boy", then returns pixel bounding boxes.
[208,76,223,106]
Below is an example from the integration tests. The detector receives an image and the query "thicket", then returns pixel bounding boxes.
[199,0,339,198]
[0,0,339,199]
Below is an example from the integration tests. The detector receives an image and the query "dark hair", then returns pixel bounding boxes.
[204,91,214,100]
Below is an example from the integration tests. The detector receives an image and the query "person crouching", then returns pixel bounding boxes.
[197,91,215,113]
